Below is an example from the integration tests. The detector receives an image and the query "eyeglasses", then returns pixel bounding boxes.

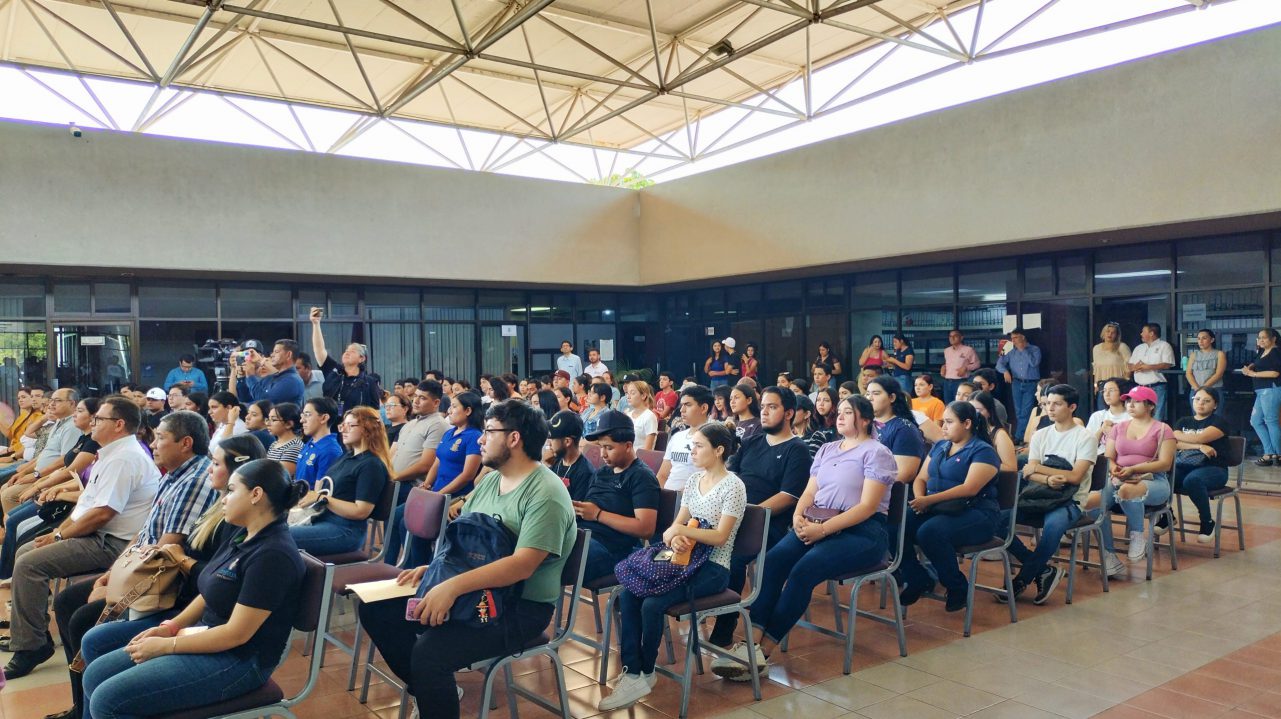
[48,398,73,404]
[91,414,120,424]
[267,416,282,422]
[300,411,317,418]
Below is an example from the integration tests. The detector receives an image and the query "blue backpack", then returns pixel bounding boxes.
[614,519,713,598]
[415,511,520,627]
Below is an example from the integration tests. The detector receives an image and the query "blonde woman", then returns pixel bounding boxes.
[623,380,659,451]
[1092,322,1131,409]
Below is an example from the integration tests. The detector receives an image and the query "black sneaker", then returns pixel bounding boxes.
[995,578,1029,604]
[1032,566,1064,605]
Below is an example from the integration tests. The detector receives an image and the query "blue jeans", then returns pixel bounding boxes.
[289,514,368,556]
[749,516,888,644]
[584,538,632,584]
[618,562,729,674]
[899,506,1000,595]
[0,499,40,579]
[1148,383,1168,422]
[1006,503,1081,583]
[895,375,913,397]
[943,379,963,405]
[83,646,271,719]
[1099,472,1170,552]
[1250,388,1281,456]
[1175,464,1228,531]
[1011,380,1038,439]
[80,614,171,664]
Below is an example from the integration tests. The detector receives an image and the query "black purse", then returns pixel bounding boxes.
[37,500,74,524]
[923,497,972,516]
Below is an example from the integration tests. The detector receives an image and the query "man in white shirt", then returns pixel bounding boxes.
[1005,384,1098,605]
[5,396,160,677]
[656,385,713,491]
[1128,323,1175,421]
[556,340,584,379]
[583,348,608,379]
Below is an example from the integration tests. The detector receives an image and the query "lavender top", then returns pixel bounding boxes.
[809,439,898,514]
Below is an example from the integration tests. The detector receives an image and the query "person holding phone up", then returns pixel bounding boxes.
[309,307,382,412]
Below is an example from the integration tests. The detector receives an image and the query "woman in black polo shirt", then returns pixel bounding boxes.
[81,458,307,718]
[289,406,391,555]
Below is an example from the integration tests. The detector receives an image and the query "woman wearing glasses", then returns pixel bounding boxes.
[265,402,303,477]
[1092,322,1132,410]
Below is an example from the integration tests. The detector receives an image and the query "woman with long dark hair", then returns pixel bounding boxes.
[1245,328,1281,466]
[865,376,925,484]
[705,340,732,388]
[970,391,1017,473]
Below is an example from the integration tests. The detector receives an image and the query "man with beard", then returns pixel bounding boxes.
[575,410,660,583]
[546,410,594,500]
[356,399,575,719]
[708,386,810,657]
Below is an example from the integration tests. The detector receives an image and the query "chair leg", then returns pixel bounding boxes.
[590,591,604,634]
[842,581,859,675]
[678,628,697,719]
[1234,494,1246,551]
[740,608,763,701]
[888,574,907,658]
[547,649,572,719]
[598,589,617,685]
[963,556,979,638]
[1145,518,1155,581]
[478,660,502,719]
[1175,494,1188,544]
[347,614,365,691]
[1003,553,1017,624]
[662,619,676,665]
[1065,533,1078,604]
[828,580,844,634]
[1166,509,1178,570]
[503,664,519,719]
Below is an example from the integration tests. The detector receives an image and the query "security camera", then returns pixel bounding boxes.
[69,123,82,138]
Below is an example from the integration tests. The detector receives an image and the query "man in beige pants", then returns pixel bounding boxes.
[0,388,80,516]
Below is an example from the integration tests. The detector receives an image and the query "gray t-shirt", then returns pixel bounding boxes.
[37,416,80,468]
[392,413,449,475]
[1189,349,1222,389]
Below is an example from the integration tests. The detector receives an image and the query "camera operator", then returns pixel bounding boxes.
[309,308,381,412]
[230,339,306,407]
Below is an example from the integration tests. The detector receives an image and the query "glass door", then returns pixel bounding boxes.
[1020,299,1091,420]
[52,323,133,396]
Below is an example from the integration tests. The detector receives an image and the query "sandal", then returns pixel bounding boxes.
[1255,456,1275,467]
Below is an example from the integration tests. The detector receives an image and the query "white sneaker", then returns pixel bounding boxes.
[598,672,653,711]
[710,642,768,682]
[1103,552,1127,577]
[1197,533,1215,544]
[1127,531,1147,561]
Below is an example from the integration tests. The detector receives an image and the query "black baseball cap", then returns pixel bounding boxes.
[548,410,584,439]
[585,409,634,440]
[239,339,266,353]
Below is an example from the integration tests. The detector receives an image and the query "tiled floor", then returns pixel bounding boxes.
[5,484,1281,719]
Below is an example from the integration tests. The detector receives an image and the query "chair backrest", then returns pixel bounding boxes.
[370,475,397,523]
[654,431,669,452]
[404,487,450,543]
[294,552,334,633]
[583,443,603,469]
[885,482,909,574]
[1089,457,1109,492]
[1226,436,1245,469]
[737,504,772,606]
[995,470,1019,511]
[637,448,664,473]
[654,488,681,542]
[551,529,591,645]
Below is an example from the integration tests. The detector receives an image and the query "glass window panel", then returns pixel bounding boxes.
[220,284,291,319]
[618,294,658,322]
[139,321,218,390]
[368,324,422,387]
[329,290,358,317]
[94,282,131,314]
[480,324,524,377]
[425,324,475,383]
[901,306,955,370]
[576,323,617,371]
[1094,244,1171,295]
[139,283,216,318]
[806,278,846,309]
[764,282,802,314]
[296,289,326,319]
[529,323,574,350]
[852,271,897,307]
[478,291,524,321]
[51,323,131,396]
[1023,258,1053,298]
[901,266,953,306]
[1177,235,1265,288]
[295,322,358,368]
[694,289,726,319]
[53,282,90,314]
[957,303,1008,365]
[1057,254,1089,295]
[726,286,761,318]
[424,290,475,321]
[664,294,693,320]
[528,293,573,321]
[957,260,1016,303]
[0,282,45,317]
[0,321,48,408]
[365,289,421,321]
[1181,288,1264,369]
[807,313,849,380]
[764,316,803,382]
[577,293,617,323]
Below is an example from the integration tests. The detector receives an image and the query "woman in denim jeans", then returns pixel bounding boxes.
[711,395,894,681]
[1244,329,1281,466]
[1172,389,1232,542]
[1095,385,1174,567]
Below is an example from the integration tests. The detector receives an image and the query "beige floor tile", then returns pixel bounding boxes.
[799,675,899,711]
[1123,642,1219,672]
[1095,655,1188,685]
[966,700,1067,719]
[856,694,957,719]
[1016,683,1116,719]
[707,708,769,719]
[750,689,848,719]
[981,650,1083,684]
[850,663,942,693]
[945,666,1056,700]
[905,679,1003,715]
[1054,668,1153,703]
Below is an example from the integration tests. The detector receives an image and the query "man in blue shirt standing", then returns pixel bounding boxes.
[556,340,584,379]
[232,339,306,407]
[162,355,208,394]
[996,328,1042,438]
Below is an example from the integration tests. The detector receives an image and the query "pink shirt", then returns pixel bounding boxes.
[942,344,980,380]
[1110,420,1174,468]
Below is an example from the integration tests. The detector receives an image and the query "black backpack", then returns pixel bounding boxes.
[415,511,521,627]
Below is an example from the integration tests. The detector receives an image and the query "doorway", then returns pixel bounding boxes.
[52,324,133,396]
[1020,299,1091,419]
[1092,294,1171,411]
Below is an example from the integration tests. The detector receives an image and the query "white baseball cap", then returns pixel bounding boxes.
[723,337,737,349]
[145,388,167,400]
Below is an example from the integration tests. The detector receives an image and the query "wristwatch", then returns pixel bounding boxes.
[53,531,63,542]
[31,469,39,479]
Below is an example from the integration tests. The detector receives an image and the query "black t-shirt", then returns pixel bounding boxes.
[323,450,389,506]
[196,517,304,667]
[1252,349,1281,391]
[1174,415,1231,467]
[386,423,404,444]
[551,455,596,502]
[63,433,100,467]
[578,458,661,555]
[182,519,234,605]
[319,356,382,412]
[728,433,811,545]
[145,408,170,430]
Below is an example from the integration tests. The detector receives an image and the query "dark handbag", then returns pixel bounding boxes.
[37,500,74,524]
[1017,454,1078,521]
[923,497,972,516]
[1176,449,1208,467]
[802,506,841,523]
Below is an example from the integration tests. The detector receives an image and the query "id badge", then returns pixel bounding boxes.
[405,597,420,621]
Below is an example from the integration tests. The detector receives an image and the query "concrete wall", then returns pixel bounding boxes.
[638,24,1281,286]
[0,121,640,286]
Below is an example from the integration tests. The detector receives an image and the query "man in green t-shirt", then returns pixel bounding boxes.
[357,399,575,719]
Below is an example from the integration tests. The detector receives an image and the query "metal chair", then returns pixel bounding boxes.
[636,448,665,474]
[469,528,592,719]
[1060,458,1110,604]
[355,489,451,716]
[1175,436,1246,557]
[156,553,334,719]
[785,482,910,673]
[1105,461,1178,580]
[583,443,603,469]
[651,505,772,719]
